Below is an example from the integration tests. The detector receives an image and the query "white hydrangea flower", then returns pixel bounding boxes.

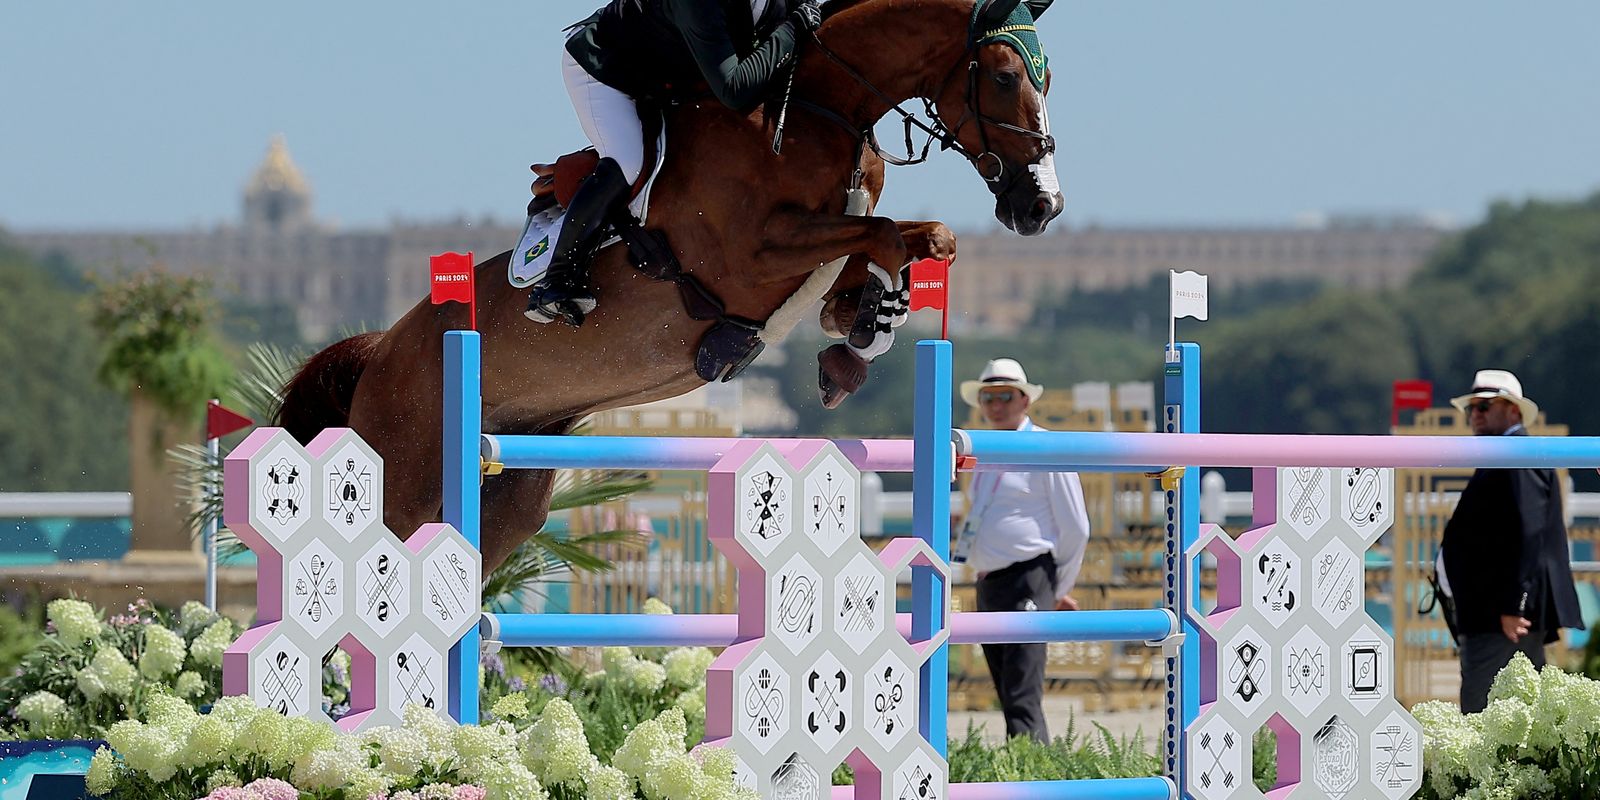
[373,726,431,777]
[84,746,121,796]
[48,598,102,646]
[175,670,206,698]
[521,698,597,787]
[642,598,674,615]
[1487,652,1540,706]
[601,647,636,677]
[662,647,714,689]
[476,759,547,800]
[189,619,236,666]
[139,623,188,679]
[77,645,138,699]
[16,691,67,728]
[403,702,461,769]
[585,764,634,799]
[204,767,242,793]
[625,659,667,693]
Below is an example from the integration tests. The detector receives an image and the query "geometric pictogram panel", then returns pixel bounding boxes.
[833,552,889,655]
[1340,625,1390,716]
[735,647,792,756]
[1340,467,1393,546]
[705,440,947,799]
[283,538,345,648]
[352,535,412,643]
[1220,624,1272,718]
[801,447,858,558]
[1281,625,1331,720]
[738,448,800,561]
[862,648,917,756]
[1279,467,1332,540]
[1184,467,1417,799]
[1369,709,1423,800]
[224,427,481,733]
[384,632,447,716]
[1249,535,1300,628]
[1313,715,1361,800]
[800,650,854,759]
[310,429,383,543]
[1187,712,1243,800]
[1310,538,1364,629]
[768,553,823,657]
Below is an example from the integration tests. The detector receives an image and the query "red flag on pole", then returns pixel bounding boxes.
[1391,379,1432,427]
[430,251,476,330]
[206,400,254,441]
[907,258,951,339]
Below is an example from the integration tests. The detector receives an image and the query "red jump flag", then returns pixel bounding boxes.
[907,258,951,339]
[430,251,477,330]
[1391,379,1433,428]
[206,400,254,441]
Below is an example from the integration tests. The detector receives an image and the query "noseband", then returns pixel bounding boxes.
[797,29,1055,196]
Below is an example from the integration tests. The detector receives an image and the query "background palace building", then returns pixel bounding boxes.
[12,137,1451,341]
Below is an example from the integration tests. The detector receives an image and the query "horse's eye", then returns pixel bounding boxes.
[993,71,1020,90]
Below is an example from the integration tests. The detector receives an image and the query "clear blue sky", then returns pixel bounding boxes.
[3,0,1597,233]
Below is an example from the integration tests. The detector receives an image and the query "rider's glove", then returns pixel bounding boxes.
[790,0,823,32]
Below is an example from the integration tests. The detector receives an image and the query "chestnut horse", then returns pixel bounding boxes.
[277,0,1063,574]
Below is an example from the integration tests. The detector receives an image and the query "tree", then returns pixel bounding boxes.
[0,243,127,491]
[89,269,230,557]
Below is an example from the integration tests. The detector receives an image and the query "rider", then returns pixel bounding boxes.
[526,0,825,327]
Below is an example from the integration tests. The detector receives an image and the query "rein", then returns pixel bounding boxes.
[791,27,1055,192]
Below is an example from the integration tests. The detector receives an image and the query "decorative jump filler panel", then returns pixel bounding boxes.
[222,428,481,731]
[1184,467,1422,800]
[704,440,950,800]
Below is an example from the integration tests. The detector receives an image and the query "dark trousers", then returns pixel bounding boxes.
[976,553,1056,743]
[1458,630,1546,713]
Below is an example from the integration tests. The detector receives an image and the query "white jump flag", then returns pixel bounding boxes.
[1168,270,1209,362]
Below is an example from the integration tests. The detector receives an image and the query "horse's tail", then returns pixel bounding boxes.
[274,331,384,444]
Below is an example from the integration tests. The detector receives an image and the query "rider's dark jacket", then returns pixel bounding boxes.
[566,0,800,113]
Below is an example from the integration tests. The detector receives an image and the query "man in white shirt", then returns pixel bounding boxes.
[955,358,1092,742]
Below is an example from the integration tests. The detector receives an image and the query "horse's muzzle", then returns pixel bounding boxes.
[997,189,1063,236]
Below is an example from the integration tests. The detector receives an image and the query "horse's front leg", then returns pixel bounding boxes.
[822,219,958,334]
[749,210,907,287]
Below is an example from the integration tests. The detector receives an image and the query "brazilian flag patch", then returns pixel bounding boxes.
[525,236,549,265]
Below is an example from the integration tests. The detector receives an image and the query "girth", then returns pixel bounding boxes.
[611,220,767,384]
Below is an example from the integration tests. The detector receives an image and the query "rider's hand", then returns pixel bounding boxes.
[790,0,823,32]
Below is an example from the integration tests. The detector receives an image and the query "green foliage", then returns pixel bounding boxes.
[0,598,236,740]
[0,245,128,490]
[89,267,231,418]
[0,603,44,677]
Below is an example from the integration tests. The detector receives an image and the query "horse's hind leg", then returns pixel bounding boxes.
[478,468,560,576]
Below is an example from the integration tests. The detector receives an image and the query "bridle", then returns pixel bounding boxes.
[789,27,1056,196]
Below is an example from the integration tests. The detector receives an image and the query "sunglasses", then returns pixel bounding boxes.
[980,390,1018,404]
[1466,399,1501,413]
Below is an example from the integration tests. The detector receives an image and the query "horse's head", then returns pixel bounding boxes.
[932,0,1064,235]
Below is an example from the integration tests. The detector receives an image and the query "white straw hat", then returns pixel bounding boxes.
[960,358,1045,407]
[1449,369,1539,422]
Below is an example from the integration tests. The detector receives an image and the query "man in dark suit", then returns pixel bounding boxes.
[1439,369,1585,713]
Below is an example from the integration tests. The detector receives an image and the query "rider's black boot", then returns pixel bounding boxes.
[525,157,630,326]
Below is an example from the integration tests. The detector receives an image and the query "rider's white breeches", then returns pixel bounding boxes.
[561,47,646,185]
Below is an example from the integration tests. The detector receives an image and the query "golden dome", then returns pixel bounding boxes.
[247,134,310,195]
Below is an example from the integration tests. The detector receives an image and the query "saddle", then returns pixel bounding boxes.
[508,109,766,384]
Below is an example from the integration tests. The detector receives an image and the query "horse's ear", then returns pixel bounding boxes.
[973,0,1023,35]
[1024,0,1053,21]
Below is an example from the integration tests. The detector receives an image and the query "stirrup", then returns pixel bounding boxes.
[524,282,598,327]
